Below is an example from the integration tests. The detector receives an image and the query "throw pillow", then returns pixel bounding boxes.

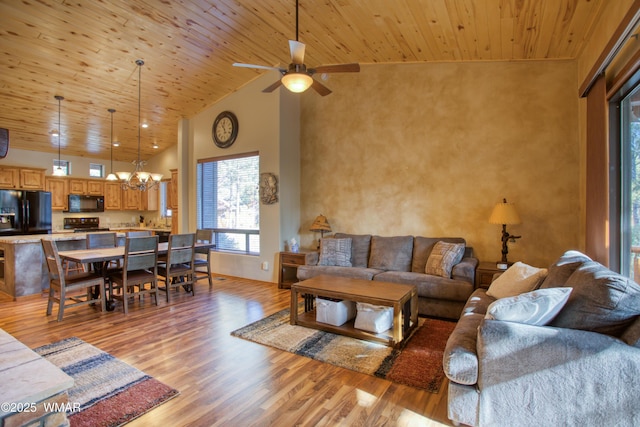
[318,238,352,267]
[425,241,465,278]
[334,233,372,267]
[485,287,573,326]
[486,261,548,299]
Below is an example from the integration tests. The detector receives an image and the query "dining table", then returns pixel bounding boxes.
[58,241,216,311]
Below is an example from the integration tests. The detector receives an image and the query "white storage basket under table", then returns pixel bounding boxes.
[290,275,418,347]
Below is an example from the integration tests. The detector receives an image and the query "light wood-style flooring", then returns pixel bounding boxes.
[0,275,453,426]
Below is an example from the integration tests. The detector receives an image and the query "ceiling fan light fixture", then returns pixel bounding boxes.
[281,72,313,93]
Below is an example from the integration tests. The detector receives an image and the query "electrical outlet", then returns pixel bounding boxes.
[261,261,269,271]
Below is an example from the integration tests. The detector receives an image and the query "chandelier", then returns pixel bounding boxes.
[116,59,162,190]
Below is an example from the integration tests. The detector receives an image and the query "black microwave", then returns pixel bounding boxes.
[68,194,104,213]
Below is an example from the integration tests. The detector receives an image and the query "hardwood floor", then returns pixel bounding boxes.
[0,275,453,426]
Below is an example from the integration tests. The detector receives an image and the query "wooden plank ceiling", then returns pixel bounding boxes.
[0,0,605,163]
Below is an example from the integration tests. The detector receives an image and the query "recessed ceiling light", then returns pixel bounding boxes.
[113,141,120,147]
[141,123,149,128]
[152,144,159,149]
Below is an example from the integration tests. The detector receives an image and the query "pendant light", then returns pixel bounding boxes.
[105,108,118,181]
[116,59,163,190]
[52,95,65,176]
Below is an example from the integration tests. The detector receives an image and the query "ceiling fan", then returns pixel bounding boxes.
[233,0,360,96]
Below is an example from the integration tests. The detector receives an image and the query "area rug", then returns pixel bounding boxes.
[231,307,456,393]
[34,337,179,427]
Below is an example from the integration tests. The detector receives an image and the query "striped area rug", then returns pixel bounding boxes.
[34,337,178,427]
[231,307,456,393]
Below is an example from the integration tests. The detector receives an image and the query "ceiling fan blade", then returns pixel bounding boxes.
[262,80,283,93]
[233,63,284,72]
[311,79,332,96]
[311,63,360,74]
[289,40,306,64]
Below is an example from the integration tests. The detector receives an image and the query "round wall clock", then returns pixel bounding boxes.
[212,111,239,148]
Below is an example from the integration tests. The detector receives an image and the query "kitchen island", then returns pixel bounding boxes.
[0,228,171,299]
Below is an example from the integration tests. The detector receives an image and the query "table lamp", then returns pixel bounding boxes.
[310,214,332,250]
[489,198,521,269]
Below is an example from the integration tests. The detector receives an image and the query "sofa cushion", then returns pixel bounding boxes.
[334,233,371,268]
[374,271,474,302]
[296,265,383,281]
[485,287,572,326]
[368,235,413,271]
[548,260,640,337]
[318,238,352,267]
[486,262,548,299]
[621,316,640,347]
[539,250,592,289]
[425,241,465,278]
[411,237,466,273]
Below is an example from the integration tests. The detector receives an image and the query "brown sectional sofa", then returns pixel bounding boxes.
[296,233,478,320]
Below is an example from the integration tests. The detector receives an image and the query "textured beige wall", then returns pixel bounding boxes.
[300,61,580,268]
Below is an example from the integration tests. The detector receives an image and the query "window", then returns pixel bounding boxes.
[619,82,640,280]
[197,152,260,254]
[89,163,104,178]
[53,159,70,176]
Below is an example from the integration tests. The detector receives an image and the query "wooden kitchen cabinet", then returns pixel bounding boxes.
[104,182,121,210]
[144,185,158,211]
[45,177,68,211]
[122,188,141,210]
[19,168,45,190]
[168,169,178,210]
[68,179,87,194]
[87,180,104,195]
[0,167,19,188]
[0,166,45,190]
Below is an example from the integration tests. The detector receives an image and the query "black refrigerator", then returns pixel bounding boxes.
[0,190,52,235]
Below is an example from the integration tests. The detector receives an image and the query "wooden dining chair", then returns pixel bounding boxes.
[109,235,159,314]
[42,239,106,321]
[86,232,120,272]
[157,233,196,303]
[194,229,214,287]
[126,230,153,237]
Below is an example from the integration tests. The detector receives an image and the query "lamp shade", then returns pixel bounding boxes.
[281,72,313,93]
[310,214,332,233]
[489,199,521,225]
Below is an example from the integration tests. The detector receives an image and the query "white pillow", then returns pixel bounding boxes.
[485,287,572,326]
[486,261,548,299]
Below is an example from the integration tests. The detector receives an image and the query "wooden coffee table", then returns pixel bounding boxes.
[290,275,418,347]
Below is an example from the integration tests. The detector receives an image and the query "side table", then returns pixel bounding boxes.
[475,261,508,289]
[278,250,314,289]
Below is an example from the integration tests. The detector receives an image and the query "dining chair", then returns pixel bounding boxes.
[157,233,196,303]
[109,235,159,314]
[42,239,106,321]
[86,231,120,268]
[194,229,214,287]
[126,230,153,237]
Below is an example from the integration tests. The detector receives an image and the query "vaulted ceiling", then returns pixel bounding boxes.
[0,0,605,163]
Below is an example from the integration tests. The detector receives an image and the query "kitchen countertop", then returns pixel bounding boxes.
[0,227,172,244]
